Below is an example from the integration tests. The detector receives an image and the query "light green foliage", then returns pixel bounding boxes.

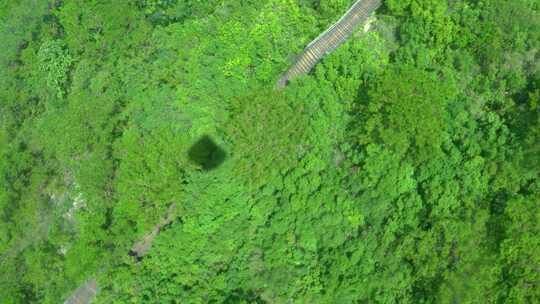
[1,0,540,303]
[38,40,73,98]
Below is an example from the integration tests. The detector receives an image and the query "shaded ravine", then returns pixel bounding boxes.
[277,0,382,88]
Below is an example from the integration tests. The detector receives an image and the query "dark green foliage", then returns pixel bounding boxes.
[225,90,309,188]
[1,0,540,303]
[138,0,222,25]
[354,65,455,162]
[188,135,226,170]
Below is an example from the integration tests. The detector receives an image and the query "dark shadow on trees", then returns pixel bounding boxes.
[188,135,226,170]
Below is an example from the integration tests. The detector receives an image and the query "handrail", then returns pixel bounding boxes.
[277,0,382,88]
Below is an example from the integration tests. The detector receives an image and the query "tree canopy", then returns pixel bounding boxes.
[1,0,539,303]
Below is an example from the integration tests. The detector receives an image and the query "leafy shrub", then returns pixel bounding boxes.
[37,40,73,99]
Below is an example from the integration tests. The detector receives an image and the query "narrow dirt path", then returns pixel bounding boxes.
[129,203,177,258]
[63,204,177,304]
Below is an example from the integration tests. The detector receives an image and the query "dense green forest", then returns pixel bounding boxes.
[1,0,539,303]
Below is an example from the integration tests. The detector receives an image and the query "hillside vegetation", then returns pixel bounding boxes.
[1,0,539,303]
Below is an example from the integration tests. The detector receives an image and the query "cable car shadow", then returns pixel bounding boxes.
[187,135,226,171]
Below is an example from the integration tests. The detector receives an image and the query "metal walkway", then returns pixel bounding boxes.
[277,0,382,88]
